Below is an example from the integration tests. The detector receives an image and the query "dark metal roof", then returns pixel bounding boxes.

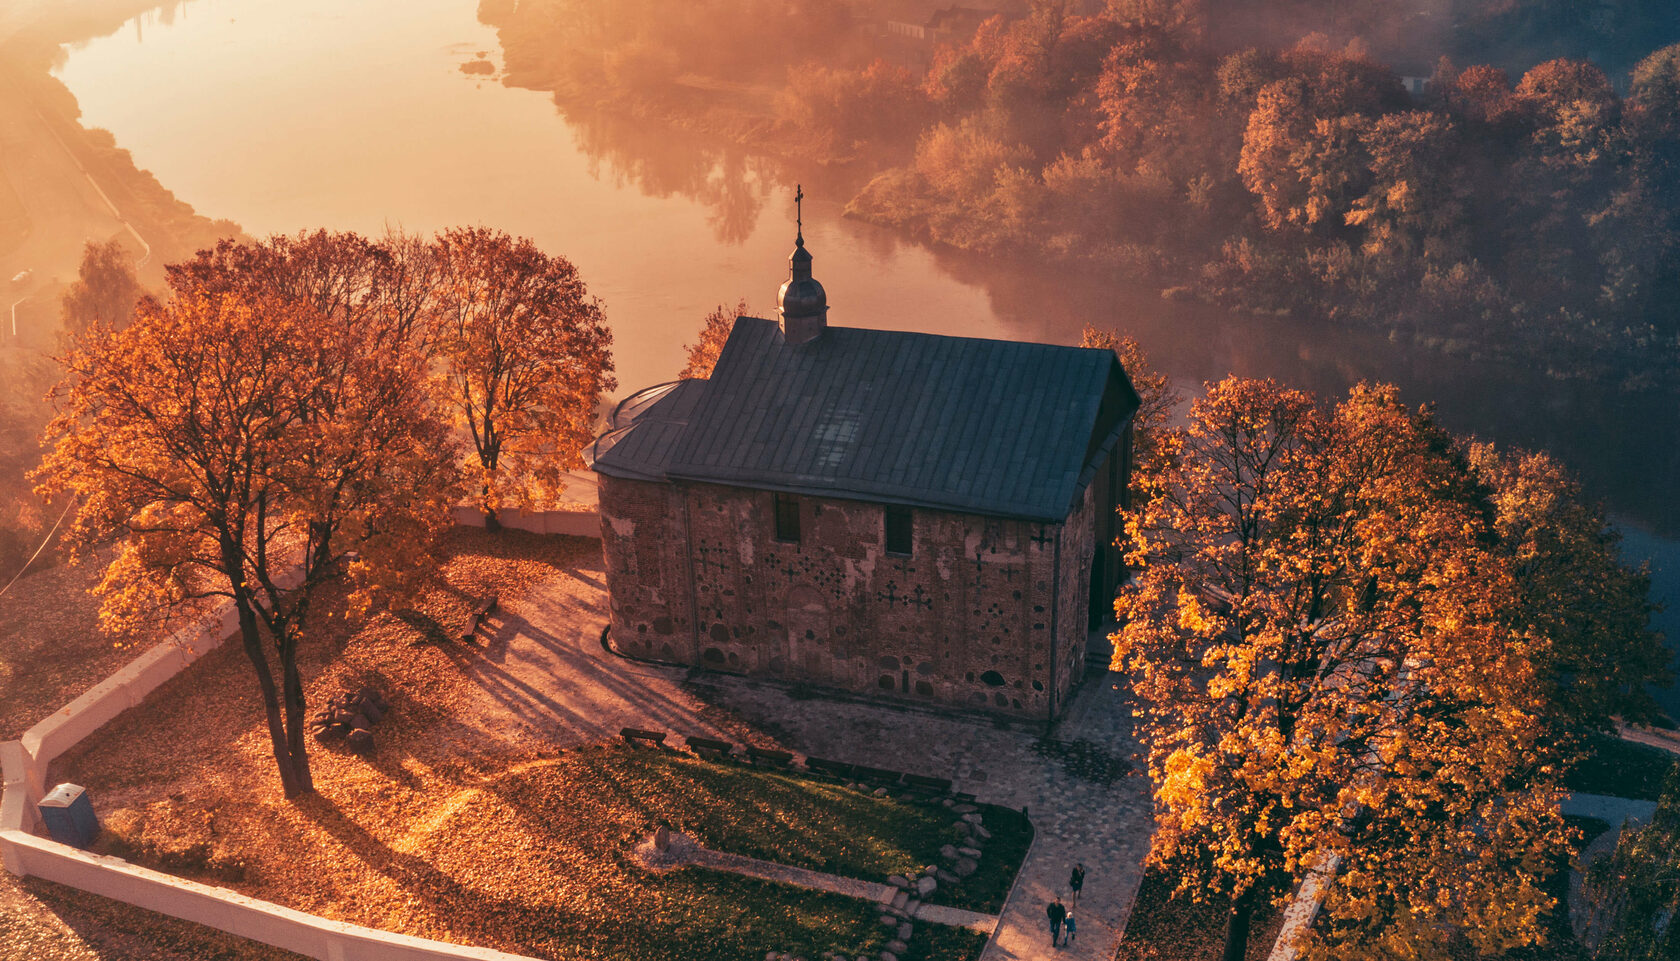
[592,318,1138,522]
[586,378,708,482]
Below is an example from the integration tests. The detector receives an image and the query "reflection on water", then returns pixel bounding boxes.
[566,109,775,246]
[49,0,1680,710]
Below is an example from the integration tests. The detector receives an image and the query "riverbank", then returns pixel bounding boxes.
[0,0,240,349]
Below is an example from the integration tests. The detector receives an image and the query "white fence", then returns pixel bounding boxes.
[0,508,600,960]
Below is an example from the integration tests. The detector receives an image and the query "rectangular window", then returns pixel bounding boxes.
[884,505,912,555]
[774,493,801,543]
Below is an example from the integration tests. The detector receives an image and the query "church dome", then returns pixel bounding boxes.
[778,188,828,344]
[778,236,827,322]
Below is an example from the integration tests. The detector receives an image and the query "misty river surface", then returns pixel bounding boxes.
[55,0,1680,708]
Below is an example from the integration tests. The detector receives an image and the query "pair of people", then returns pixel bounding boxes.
[1046,897,1077,946]
[1047,864,1087,947]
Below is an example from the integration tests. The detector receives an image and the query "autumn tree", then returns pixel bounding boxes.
[1466,444,1670,731]
[36,290,459,798]
[1345,110,1463,259]
[59,239,142,335]
[165,230,441,353]
[681,299,748,379]
[1237,47,1406,233]
[1582,764,1680,960]
[430,227,615,527]
[1117,378,1571,961]
[1077,325,1180,482]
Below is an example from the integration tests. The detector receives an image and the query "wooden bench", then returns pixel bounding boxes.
[803,757,855,779]
[685,735,736,758]
[903,773,955,795]
[620,727,667,749]
[853,765,906,786]
[745,746,794,767]
[460,595,500,642]
[950,790,978,804]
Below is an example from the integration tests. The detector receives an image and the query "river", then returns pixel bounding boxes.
[53,0,1679,713]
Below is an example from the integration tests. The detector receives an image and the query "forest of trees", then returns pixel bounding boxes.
[487,0,1680,385]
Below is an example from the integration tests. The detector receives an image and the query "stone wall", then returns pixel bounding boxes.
[1052,480,1098,716]
[598,473,1114,720]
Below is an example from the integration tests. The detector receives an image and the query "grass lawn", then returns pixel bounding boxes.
[1565,735,1679,801]
[514,746,1029,915]
[52,530,1004,960]
[902,924,992,960]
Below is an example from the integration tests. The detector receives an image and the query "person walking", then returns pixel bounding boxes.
[1064,910,1078,945]
[1047,896,1067,947]
[1069,863,1086,907]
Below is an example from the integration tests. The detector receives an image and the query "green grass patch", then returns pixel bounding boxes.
[1565,736,1679,802]
[508,746,1029,914]
[935,805,1033,914]
[637,869,889,961]
[900,922,991,960]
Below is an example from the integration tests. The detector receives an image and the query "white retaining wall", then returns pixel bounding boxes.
[0,509,600,959]
[449,506,601,538]
[0,831,540,961]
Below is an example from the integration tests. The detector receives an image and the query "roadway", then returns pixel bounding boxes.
[0,63,145,346]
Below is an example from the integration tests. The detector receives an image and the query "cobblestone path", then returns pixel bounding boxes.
[486,550,1153,961]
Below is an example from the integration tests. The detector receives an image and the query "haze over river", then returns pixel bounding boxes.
[55,0,1679,711]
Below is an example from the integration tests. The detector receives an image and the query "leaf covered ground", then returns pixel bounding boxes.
[48,529,1001,959]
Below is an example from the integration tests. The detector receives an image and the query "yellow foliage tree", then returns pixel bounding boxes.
[35,288,459,798]
[431,227,615,527]
[1116,378,1573,961]
[680,299,749,379]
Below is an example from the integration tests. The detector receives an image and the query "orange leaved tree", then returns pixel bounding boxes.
[1117,378,1572,961]
[431,227,615,528]
[680,299,748,379]
[36,289,459,798]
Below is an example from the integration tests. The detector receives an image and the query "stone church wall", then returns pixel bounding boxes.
[597,473,1099,720]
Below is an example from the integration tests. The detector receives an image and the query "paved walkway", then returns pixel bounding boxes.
[475,549,1154,961]
[1561,792,1659,827]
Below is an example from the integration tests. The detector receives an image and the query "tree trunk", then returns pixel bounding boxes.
[481,480,500,531]
[234,596,310,798]
[279,636,314,797]
[1222,887,1258,961]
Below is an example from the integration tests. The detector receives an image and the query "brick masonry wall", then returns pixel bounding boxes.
[597,474,695,664]
[1054,481,1098,713]
[598,473,1109,720]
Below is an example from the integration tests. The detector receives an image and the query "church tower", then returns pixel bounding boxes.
[778,185,827,345]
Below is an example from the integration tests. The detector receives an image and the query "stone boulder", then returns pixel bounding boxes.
[915,875,937,897]
[954,857,979,877]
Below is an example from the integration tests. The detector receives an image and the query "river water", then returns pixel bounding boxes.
[54,0,1679,712]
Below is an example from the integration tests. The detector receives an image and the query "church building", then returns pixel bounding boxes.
[588,215,1138,721]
